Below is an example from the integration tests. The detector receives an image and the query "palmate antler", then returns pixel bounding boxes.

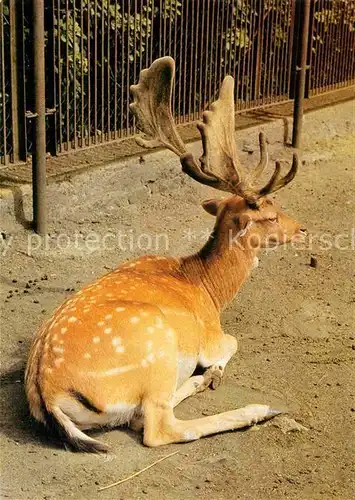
[130,57,298,205]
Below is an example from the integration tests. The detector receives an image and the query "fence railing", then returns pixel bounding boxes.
[1,0,354,167]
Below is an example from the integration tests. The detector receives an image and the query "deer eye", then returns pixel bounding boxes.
[269,216,278,223]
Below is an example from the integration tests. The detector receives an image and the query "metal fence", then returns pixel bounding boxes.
[1,0,354,167]
[309,0,355,95]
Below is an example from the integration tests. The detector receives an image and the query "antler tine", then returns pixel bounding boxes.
[196,75,252,196]
[129,57,186,157]
[249,132,269,183]
[259,154,299,197]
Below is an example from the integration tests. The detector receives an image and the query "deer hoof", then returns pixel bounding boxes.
[203,365,224,390]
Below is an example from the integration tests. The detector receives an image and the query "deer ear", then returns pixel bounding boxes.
[202,199,221,216]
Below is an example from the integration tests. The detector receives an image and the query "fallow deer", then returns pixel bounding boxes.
[25,57,305,452]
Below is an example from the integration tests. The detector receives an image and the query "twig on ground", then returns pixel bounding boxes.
[98,450,179,492]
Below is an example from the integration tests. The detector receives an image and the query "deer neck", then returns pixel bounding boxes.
[180,229,258,311]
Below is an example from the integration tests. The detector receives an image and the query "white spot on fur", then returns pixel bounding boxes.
[116,307,126,312]
[54,357,64,367]
[167,328,175,339]
[112,337,122,346]
[157,348,165,359]
[68,316,77,323]
[97,321,105,327]
[146,353,155,363]
[156,317,164,329]
[53,346,64,354]
[115,346,125,353]
[83,353,91,359]
[141,359,149,368]
[86,364,138,377]
[93,336,101,344]
[104,327,112,335]
[105,314,112,320]
[146,340,153,351]
[130,316,139,324]
[146,327,155,334]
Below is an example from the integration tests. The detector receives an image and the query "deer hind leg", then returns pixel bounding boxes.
[132,370,222,430]
[142,398,280,447]
[130,374,210,430]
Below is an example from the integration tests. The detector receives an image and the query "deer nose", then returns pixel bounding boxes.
[299,227,308,235]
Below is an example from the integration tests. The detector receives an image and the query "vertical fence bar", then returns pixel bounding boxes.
[292,0,311,148]
[93,0,98,143]
[101,1,105,142]
[120,0,125,137]
[107,0,111,139]
[280,0,289,99]
[208,0,215,102]
[87,1,91,145]
[65,0,70,150]
[72,0,77,148]
[80,0,84,146]
[45,0,57,155]
[177,0,184,124]
[188,1,195,120]
[32,0,47,234]
[338,2,347,89]
[126,1,131,134]
[254,0,264,104]
[8,0,26,163]
[9,0,20,162]
[113,0,118,139]
[0,0,7,164]
[57,0,63,151]
[212,0,219,105]
[182,1,188,121]
[287,0,296,98]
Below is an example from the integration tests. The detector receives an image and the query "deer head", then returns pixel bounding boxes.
[130,56,305,251]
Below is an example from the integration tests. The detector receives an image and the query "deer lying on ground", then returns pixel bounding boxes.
[25,57,305,452]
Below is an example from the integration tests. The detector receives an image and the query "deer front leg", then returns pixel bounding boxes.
[173,333,238,407]
[172,372,219,407]
[198,333,238,389]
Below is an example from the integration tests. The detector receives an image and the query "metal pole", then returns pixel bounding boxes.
[292,0,311,148]
[32,0,47,235]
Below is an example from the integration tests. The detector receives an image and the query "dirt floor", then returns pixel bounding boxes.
[0,109,354,499]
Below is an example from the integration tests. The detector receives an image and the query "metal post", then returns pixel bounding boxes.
[32,0,47,235]
[292,0,311,148]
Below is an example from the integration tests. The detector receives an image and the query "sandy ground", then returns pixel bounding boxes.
[0,114,354,499]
